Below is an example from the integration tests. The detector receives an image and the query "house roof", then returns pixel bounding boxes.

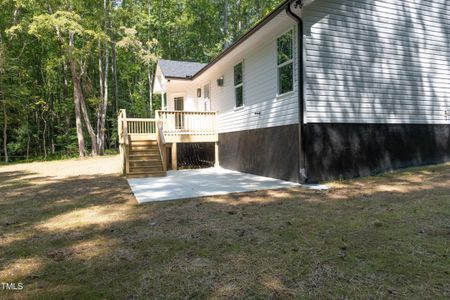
[157,0,294,81]
[158,59,207,79]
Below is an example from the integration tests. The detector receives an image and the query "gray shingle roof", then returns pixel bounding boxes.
[158,59,207,79]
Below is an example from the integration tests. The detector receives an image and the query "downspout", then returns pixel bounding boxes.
[286,0,307,183]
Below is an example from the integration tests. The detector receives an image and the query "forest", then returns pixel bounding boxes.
[0,0,282,162]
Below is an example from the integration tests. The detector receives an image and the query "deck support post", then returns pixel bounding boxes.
[214,142,219,167]
[161,144,167,171]
[171,143,177,170]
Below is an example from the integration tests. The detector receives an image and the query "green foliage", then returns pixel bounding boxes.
[0,0,284,162]
[28,11,84,38]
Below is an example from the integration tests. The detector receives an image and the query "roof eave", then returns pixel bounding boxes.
[164,76,195,81]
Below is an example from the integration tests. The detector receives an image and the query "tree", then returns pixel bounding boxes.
[96,0,111,155]
[0,39,7,163]
[0,0,284,162]
[28,10,92,156]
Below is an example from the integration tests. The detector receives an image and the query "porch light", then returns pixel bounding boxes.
[197,88,202,98]
[217,76,224,87]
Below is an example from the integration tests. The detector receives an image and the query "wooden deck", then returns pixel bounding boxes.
[118,109,218,177]
[157,110,218,143]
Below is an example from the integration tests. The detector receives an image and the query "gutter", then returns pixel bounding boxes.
[286,0,308,183]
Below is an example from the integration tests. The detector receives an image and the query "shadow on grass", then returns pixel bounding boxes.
[0,164,449,299]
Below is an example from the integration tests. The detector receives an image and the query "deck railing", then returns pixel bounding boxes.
[126,118,157,136]
[118,109,218,174]
[156,110,217,136]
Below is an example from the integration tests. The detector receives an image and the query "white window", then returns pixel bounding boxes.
[174,96,184,129]
[277,30,294,95]
[174,96,184,111]
[234,62,244,108]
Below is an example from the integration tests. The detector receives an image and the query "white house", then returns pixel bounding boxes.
[148,0,450,182]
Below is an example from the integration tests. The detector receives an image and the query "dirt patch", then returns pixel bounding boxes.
[0,155,121,184]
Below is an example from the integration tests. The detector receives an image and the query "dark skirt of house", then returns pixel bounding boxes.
[304,123,450,182]
[218,125,300,182]
[218,123,450,183]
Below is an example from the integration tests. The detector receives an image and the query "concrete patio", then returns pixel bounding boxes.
[127,167,300,203]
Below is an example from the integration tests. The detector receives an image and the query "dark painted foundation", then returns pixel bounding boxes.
[304,123,450,182]
[218,123,450,183]
[219,125,299,182]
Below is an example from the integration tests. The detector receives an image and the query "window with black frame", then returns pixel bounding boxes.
[277,30,294,95]
[234,62,244,108]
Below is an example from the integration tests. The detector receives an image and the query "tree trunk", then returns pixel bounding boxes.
[68,34,97,156]
[63,62,71,147]
[97,38,104,154]
[96,0,110,155]
[68,32,87,157]
[147,0,153,116]
[224,0,230,48]
[26,131,30,160]
[112,31,118,114]
[2,99,7,163]
[35,111,42,155]
[148,64,153,115]
[101,42,109,154]
[0,57,7,163]
[0,65,6,163]
[111,30,119,150]
[236,0,242,37]
[79,94,98,156]
[49,94,55,154]
[41,111,47,159]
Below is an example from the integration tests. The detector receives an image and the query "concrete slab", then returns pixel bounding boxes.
[128,167,300,203]
[303,184,330,191]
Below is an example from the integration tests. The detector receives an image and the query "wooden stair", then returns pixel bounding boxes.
[127,138,166,178]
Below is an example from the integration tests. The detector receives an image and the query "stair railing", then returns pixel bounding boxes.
[119,109,164,175]
[119,109,217,176]
[156,120,167,171]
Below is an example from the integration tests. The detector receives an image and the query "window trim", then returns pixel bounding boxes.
[234,61,244,109]
[277,28,294,96]
[174,96,185,111]
[172,93,185,111]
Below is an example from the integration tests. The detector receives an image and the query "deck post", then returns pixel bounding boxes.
[162,145,167,171]
[171,143,177,170]
[214,142,219,167]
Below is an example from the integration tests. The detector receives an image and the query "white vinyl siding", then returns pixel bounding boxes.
[160,13,298,133]
[205,13,299,133]
[303,0,450,124]
[166,81,201,111]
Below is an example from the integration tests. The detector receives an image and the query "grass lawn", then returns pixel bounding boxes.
[0,156,449,299]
